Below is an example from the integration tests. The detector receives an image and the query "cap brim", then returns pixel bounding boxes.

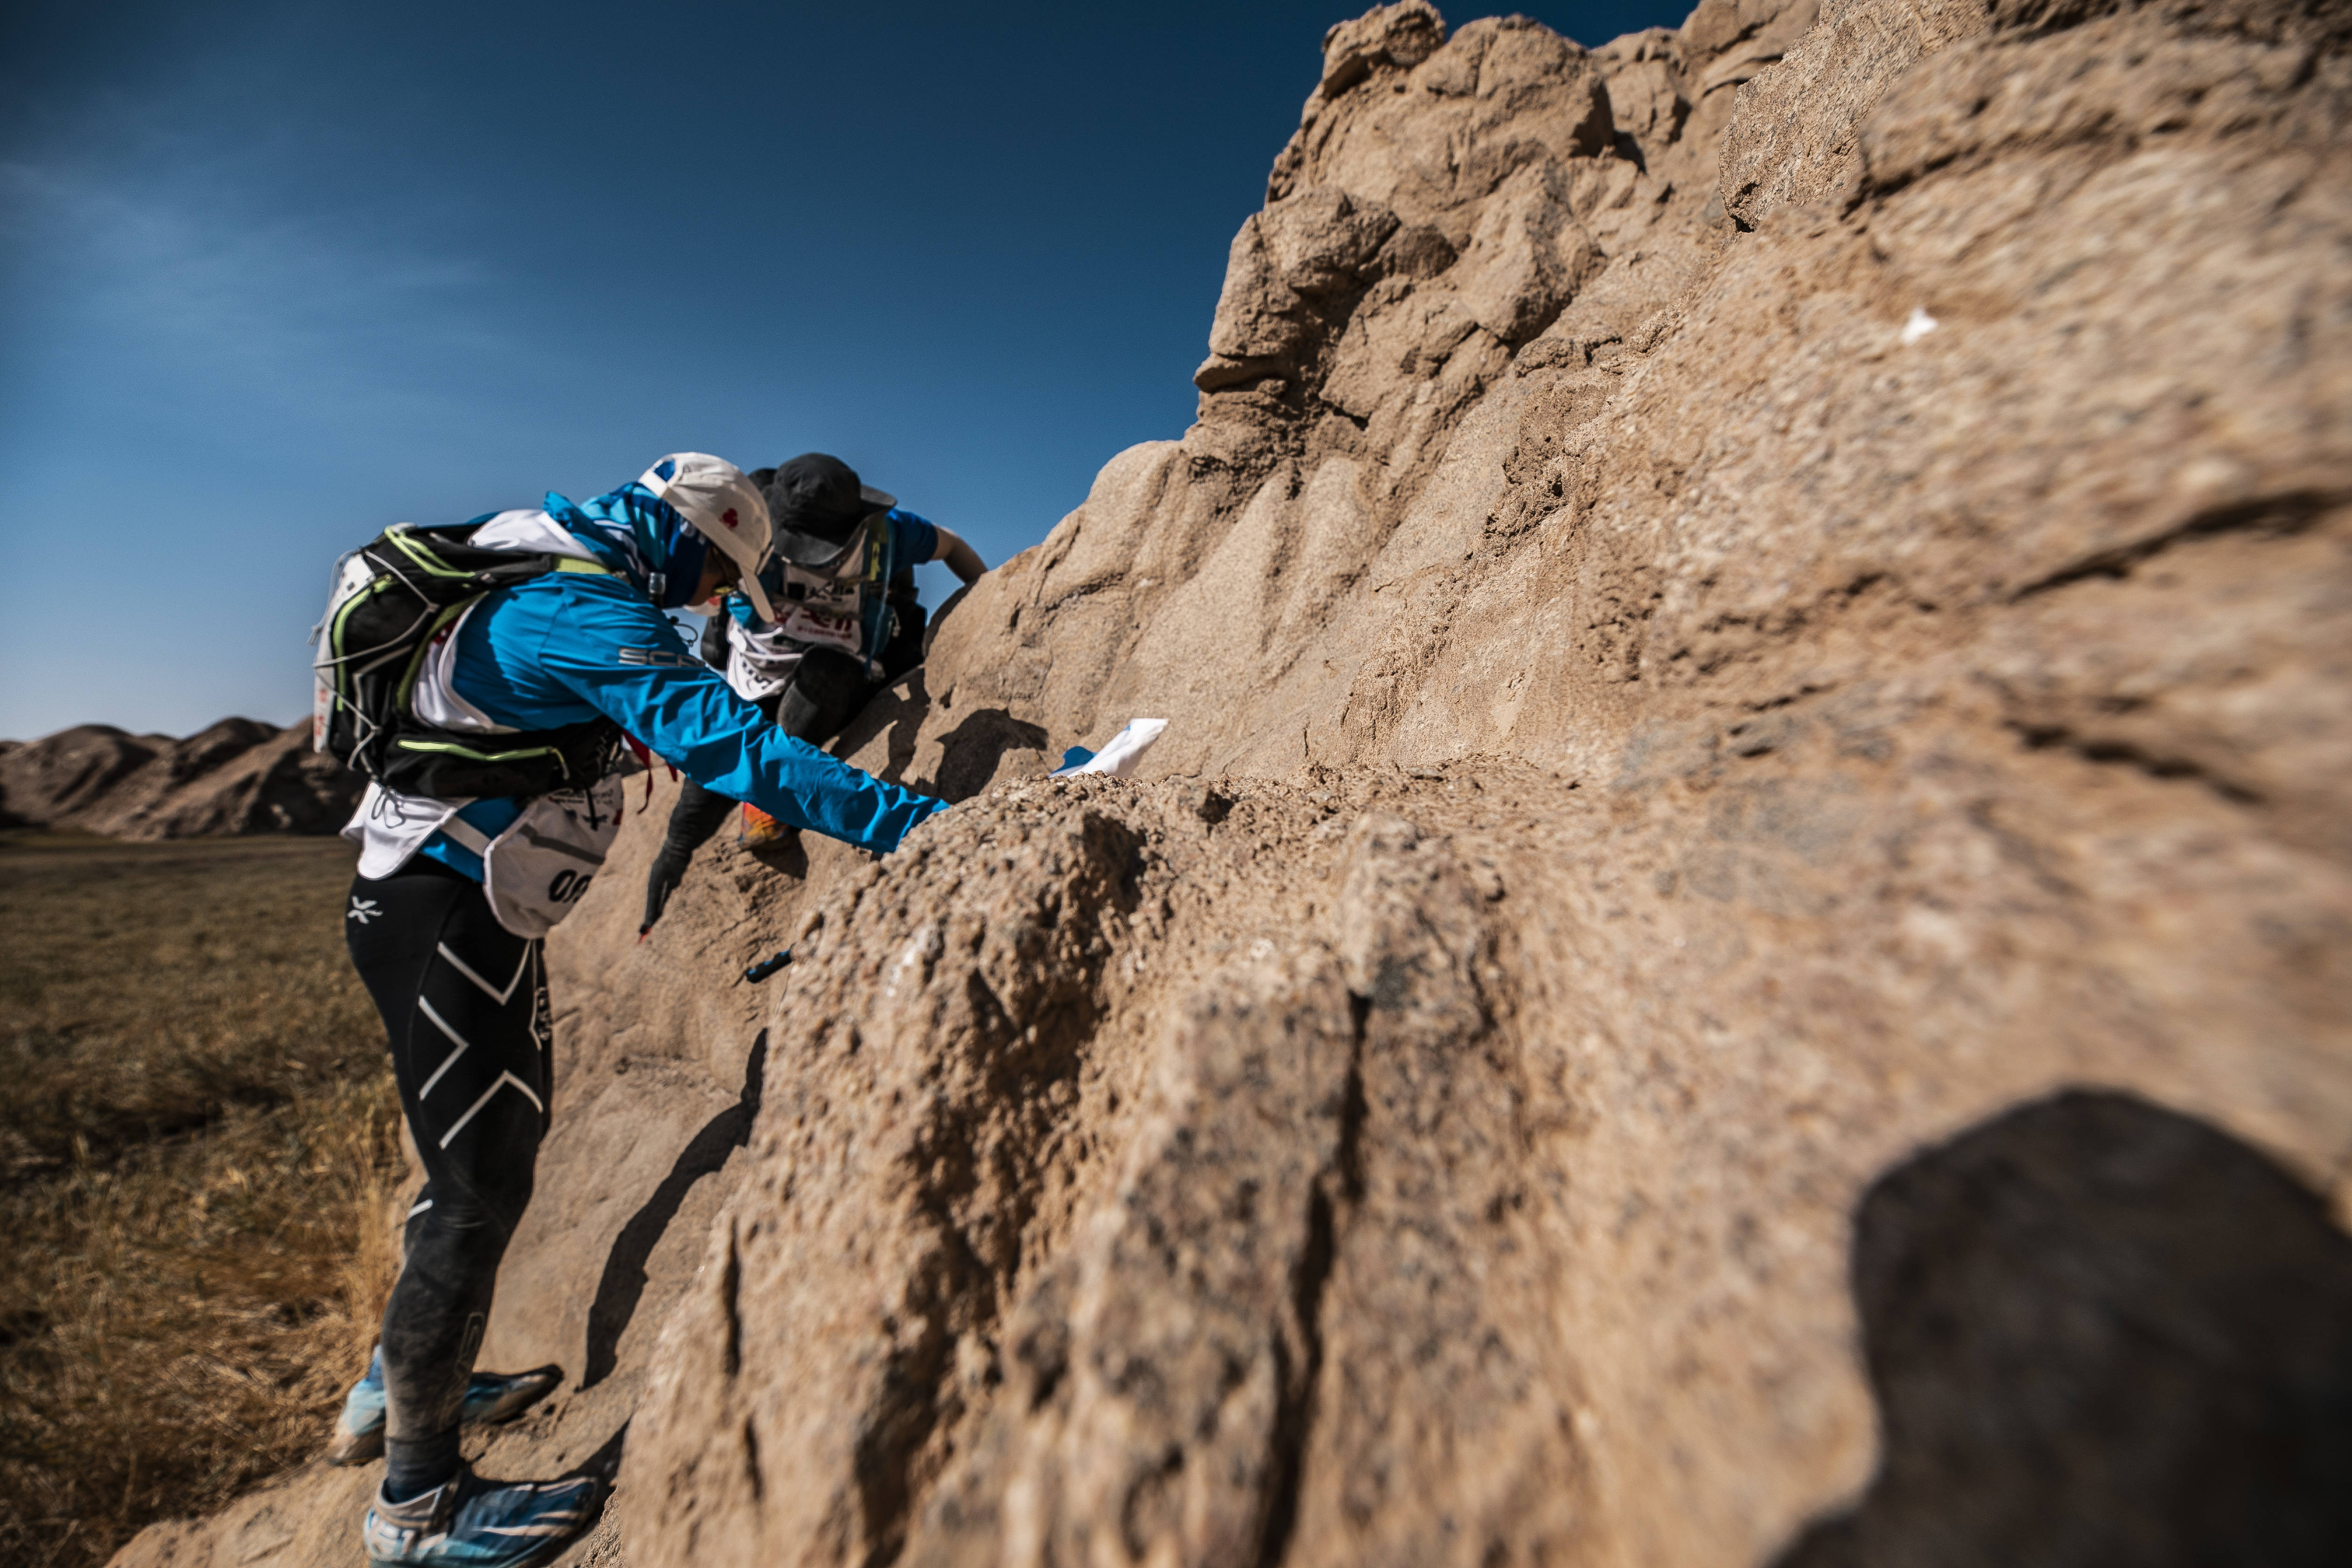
[773,530,847,567]
[738,574,776,621]
[860,485,896,513]
[773,516,881,567]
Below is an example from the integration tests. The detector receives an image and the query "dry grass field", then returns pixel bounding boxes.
[0,832,403,1568]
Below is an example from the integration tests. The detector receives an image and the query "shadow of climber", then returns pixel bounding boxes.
[1775,1090,2352,1568]
[581,1031,769,1389]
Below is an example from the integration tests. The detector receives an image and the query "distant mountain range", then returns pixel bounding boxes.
[0,720,360,838]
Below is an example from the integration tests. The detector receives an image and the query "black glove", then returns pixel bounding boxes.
[640,782,737,934]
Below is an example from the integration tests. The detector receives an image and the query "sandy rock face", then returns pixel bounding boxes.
[627,0,2352,1561]
[112,0,2352,1563]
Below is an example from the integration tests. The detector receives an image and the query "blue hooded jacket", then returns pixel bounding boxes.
[415,483,946,879]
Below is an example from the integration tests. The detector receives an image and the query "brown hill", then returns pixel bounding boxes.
[0,720,360,839]
[113,1,2352,1564]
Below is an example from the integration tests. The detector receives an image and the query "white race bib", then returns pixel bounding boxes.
[724,553,873,699]
[772,559,866,653]
[477,777,628,939]
[344,775,626,939]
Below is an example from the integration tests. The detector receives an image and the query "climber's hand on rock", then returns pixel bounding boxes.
[642,856,686,936]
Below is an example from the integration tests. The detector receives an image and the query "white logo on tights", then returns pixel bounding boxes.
[347,896,381,924]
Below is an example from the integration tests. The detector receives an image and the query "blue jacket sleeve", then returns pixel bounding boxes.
[523,577,947,853]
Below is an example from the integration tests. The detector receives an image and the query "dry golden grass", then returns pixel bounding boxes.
[0,832,404,1568]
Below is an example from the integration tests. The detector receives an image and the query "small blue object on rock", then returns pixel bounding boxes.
[743,948,794,984]
[1059,746,1096,770]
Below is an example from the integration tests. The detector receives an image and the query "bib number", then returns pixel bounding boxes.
[479,776,626,938]
[547,868,595,904]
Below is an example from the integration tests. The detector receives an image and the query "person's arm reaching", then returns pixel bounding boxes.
[932,526,986,586]
[529,579,946,852]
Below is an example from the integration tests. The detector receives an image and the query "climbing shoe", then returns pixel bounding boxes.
[739,803,791,847]
[362,1467,601,1568]
[327,1348,564,1466]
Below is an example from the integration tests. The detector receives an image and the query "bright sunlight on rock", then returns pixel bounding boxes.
[106,0,2352,1564]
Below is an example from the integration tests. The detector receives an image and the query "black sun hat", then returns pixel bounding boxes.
[764,453,896,567]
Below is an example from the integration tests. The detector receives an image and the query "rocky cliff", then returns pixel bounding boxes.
[114,0,2352,1564]
[0,720,360,838]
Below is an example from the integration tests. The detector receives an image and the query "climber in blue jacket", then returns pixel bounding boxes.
[334,453,946,1568]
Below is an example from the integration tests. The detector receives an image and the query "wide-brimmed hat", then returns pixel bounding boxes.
[765,453,895,567]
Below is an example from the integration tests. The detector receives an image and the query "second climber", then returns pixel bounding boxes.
[640,451,986,932]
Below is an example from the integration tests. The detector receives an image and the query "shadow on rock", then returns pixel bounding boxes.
[1777,1090,2352,1568]
[927,708,1048,802]
[835,666,931,787]
[580,1033,768,1389]
[745,828,810,880]
[564,1419,629,1486]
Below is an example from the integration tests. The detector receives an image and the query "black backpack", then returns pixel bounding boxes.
[312,523,621,798]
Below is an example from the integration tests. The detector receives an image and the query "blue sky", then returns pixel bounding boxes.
[0,0,1683,741]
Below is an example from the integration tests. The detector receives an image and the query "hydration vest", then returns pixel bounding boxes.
[311,523,621,798]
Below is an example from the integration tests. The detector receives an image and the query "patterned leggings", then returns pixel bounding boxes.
[345,855,550,1498]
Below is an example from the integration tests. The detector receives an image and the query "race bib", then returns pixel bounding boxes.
[774,563,865,654]
[479,776,628,939]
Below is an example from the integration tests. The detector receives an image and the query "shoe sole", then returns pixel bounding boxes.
[326,1366,565,1468]
[365,1534,588,1568]
[364,1477,605,1568]
[367,1535,585,1568]
[503,1529,593,1568]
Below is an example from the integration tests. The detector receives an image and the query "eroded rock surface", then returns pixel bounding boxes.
[630,0,2352,1560]
[114,0,2352,1563]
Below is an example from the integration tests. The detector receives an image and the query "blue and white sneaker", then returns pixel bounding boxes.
[362,1467,601,1568]
[327,1348,565,1466]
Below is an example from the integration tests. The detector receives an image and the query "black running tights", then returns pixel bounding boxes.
[345,857,551,1499]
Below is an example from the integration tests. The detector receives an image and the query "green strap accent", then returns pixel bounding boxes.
[387,560,604,711]
[395,599,480,712]
[384,525,611,580]
[394,738,562,763]
[324,575,399,693]
[383,526,478,580]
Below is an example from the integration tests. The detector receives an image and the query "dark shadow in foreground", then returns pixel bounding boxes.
[579,1032,768,1389]
[1776,1090,2352,1568]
